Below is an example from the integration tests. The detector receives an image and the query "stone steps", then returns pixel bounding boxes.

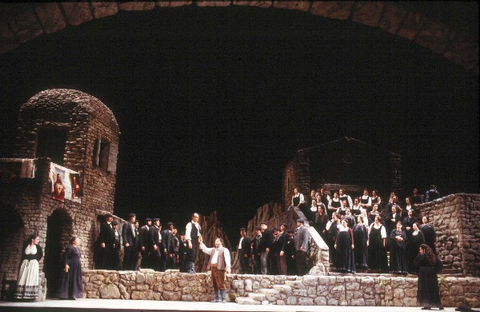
[235,296,261,305]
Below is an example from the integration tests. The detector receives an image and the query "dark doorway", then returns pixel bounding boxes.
[37,128,67,165]
[44,209,71,298]
[0,203,24,280]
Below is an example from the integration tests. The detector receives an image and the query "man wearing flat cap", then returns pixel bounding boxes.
[123,213,139,270]
[111,220,121,270]
[294,218,309,276]
[96,212,115,269]
[161,222,175,271]
[277,223,289,275]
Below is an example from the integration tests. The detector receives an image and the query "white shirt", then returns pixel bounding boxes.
[200,242,231,269]
[185,221,201,241]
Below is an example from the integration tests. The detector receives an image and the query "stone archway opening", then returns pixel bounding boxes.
[44,208,72,298]
[0,203,24,280]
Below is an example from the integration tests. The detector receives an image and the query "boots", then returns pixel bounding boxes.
[220,290,226,303]
[211,290,220,303]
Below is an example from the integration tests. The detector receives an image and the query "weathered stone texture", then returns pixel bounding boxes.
[91,2,119,19]
[273,1,310,12]
[156,1,193,8]
[397,11,426,41]
[351,1,384,28]
[233,1,272,8]
[378,3,407,35]
[119,2,156,11]
[61,2,94,26]
[196,1,232,7]
[310,1,355,21]
[415,18,455,54]
[34,3,67,34]
[7,8,43,43]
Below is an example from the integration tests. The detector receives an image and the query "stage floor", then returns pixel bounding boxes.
[0,299,457,312]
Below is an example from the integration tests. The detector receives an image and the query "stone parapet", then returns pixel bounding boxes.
[82,270,480,307]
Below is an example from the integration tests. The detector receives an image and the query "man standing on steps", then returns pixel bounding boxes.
[199,236,231,303]
[294,218,310,276]
[185,213,202,273]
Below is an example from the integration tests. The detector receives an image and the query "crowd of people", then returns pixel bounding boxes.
[94,212,201,274]
[237,218,311,277]
[296,186,440,275]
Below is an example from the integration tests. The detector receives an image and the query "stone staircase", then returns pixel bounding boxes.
[235,278,313,305]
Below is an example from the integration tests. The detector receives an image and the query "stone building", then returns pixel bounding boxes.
[283,137,402,208]
[0,88,120,297]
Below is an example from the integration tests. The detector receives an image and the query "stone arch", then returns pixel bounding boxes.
[0,2,477,74]
[0,202,24,280]
[44,208,72,298]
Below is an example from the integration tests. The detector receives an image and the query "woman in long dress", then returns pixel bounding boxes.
[353,215,369,270]
[334,219,355,273]
[389,221,408,274]
[58,237,83,300]
[407,222,425,273]
[420,216,437,255]
[367,216,388,272]
[415,244,443,310]
[14,235,43,300]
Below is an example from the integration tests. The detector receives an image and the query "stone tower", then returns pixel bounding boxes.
[0,89,120,297]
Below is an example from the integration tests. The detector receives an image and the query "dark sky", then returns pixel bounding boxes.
[0,4,478,243]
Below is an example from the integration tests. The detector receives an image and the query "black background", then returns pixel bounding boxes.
[0,3,478,244]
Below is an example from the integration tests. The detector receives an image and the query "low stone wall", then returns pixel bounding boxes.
[83,270,480,308]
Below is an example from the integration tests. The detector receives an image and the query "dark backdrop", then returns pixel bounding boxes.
[0,4,478,244]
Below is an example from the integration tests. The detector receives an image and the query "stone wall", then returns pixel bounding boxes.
[0,2,477,73]
[416,193,480,276]
[82,270,480,307]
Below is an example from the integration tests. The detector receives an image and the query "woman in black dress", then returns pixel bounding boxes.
[415,244,443,310]
[389,221,408,274]
[353,215,368,270]
[408,222,425,273]
[420,216,436,255]
[368,216,388,272]
[334,219,355,273]
[58,237,83,300]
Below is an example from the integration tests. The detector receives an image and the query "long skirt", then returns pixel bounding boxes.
[14,259,40,300]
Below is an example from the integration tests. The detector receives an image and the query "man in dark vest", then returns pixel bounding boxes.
[199,236,231,303]
[139,217,152,269]
[185,213,202,273]
[149,218,165,271]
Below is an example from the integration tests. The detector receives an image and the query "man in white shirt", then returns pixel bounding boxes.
[199,236,231,303]
[185,213,202,273]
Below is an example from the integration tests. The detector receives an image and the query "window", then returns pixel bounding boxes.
[36,128,67,165]
[93,138,110,170]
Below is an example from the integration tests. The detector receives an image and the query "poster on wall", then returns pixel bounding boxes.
[70,173,83,199]
[50,164,80,202]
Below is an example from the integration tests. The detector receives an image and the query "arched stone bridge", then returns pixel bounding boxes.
[0,1,478,74]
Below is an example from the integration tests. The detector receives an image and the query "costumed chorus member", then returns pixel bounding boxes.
[415,244,443,310]
[58,237,83,300]
[14,234,43,300]
[185,213,202,274]
[199,236,231,303]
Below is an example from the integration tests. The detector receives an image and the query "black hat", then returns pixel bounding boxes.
[296,218,304,224]
[111,220,118,226]
[153,218,160,222]
[281,222,288,227]
[145,217,152,222]
[129,213,136,218]
[167,222,173,226]
[105,213,113,218]
[255,226,261,231]
[240,227,246,231]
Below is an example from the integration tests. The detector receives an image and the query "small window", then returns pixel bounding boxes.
[93,138,110,170]
[37,128,67,165]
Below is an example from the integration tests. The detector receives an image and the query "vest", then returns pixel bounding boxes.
[190,222,200,239]
[207,247,226,270]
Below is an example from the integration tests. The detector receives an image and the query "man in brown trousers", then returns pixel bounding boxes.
[199,236,231,303]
